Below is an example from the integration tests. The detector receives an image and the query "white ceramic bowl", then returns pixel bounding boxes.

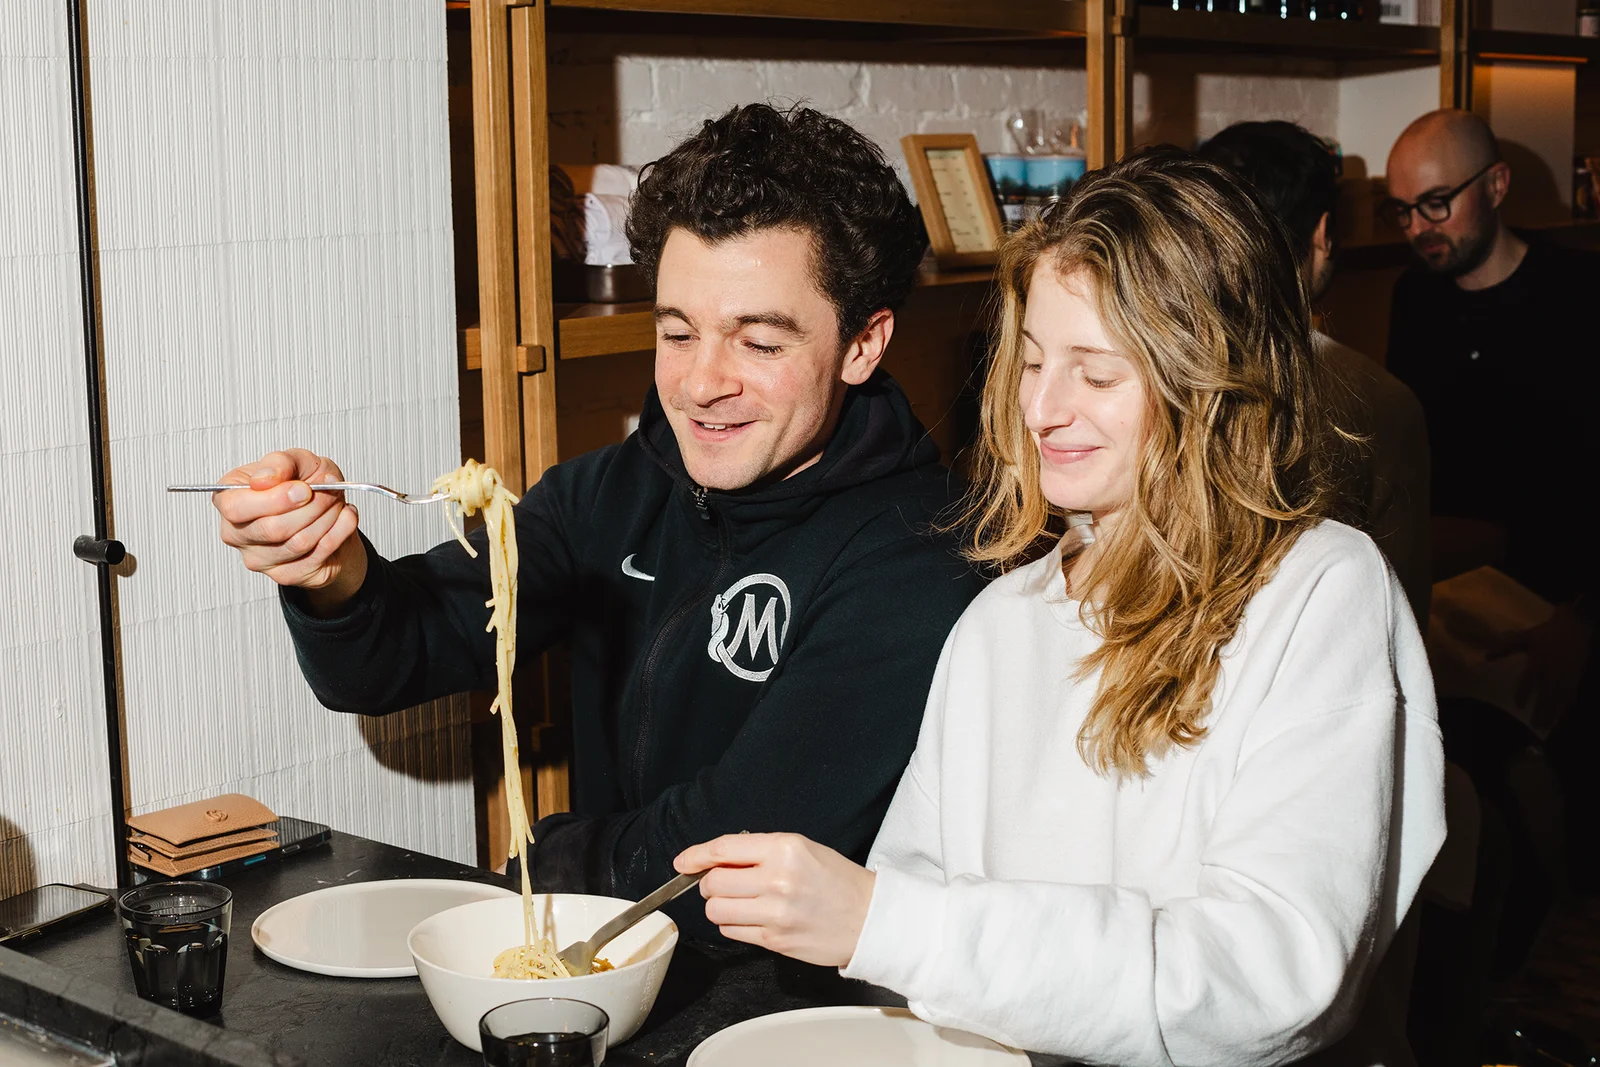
[251,878,516,978]
[408,893,678,1051]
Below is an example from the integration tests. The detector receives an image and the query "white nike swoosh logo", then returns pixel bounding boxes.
[621,554,655,582]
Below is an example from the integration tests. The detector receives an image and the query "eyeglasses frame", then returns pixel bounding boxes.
[1378,160,1498,230]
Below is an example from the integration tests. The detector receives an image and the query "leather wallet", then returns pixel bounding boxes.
[126,793,277,846]
[126,793,280,877]
[128,826,277,860]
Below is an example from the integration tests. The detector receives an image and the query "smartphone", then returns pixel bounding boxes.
[0,883,113,945]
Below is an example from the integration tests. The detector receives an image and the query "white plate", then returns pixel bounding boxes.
[251,878,516,978]
[687,1006,1029,1067]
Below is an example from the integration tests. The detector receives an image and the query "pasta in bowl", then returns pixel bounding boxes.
[408,893,678,1051]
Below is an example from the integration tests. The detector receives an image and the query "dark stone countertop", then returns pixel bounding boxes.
[16,832,1067,1067]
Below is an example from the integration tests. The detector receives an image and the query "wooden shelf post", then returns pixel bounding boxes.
[471,0,571,868]
[470,0,527,492]
[1087,0,1133,170]
[1440,0,1471,110]
[509,0,571,820]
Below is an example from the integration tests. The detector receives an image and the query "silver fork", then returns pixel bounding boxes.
[166,482,449,505]
[554,871,704,977]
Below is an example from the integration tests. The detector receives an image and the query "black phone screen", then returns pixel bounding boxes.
[0,884,111,943]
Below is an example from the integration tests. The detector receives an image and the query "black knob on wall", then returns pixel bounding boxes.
[73,535,126,566]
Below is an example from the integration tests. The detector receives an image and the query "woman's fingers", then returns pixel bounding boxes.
[677,834,873,968]
[676,832,786,874]
[702,894,778,929]
[698,863,775,900]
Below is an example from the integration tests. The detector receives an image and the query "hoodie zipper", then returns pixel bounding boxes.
[630,484,730,803]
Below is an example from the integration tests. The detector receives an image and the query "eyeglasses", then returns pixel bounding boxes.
[1377,161,1496,230]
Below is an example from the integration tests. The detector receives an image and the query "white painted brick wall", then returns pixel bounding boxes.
[547,34,1347,186]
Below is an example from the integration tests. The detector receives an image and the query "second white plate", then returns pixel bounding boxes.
[687,1006,1028,1067]
[251,878,516,978]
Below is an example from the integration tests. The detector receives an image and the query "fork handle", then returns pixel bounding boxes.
[581,872,704,959]
[167,484,350,493]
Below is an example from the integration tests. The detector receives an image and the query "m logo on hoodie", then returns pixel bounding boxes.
[707,573,792,683]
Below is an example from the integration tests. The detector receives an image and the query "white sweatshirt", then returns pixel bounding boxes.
[842,522,1446,1067]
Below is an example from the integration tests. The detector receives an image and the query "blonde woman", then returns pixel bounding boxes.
[676,148,1445,1065]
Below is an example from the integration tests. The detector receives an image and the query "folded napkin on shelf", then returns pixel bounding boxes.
[581,193,633,266]
[126,793,280,877]
[551,164,641,267]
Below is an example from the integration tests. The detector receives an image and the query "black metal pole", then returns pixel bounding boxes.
[65,0,130,891]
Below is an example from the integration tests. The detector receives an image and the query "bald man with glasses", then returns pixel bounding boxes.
[1384,110,1600,914]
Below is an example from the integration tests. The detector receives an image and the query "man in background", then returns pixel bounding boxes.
[1386,109,1596,619]
[1199,120,1432,621]
[1385,108,1598,898]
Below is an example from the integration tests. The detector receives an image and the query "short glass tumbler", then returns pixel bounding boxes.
[117,881,232,1017]
[480,998,610,1066]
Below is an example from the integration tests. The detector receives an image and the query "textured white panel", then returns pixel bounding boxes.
[0,0,118,895]
[546,38,1340,180]
[85,0,472,861]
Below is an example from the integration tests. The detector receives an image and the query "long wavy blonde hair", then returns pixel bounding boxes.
[964,147,1343,776]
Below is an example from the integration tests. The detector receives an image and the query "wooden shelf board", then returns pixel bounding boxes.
[553,268,997,360]
[916,266,998,288]
[513,221,1600,362]
[1472,30,1598,64]
[547,0,1086,36]
[1136,8,1438,57]
[557,301,656,359]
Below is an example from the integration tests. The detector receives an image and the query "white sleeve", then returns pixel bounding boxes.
[843,548,1447,1067]
[861,628,955,882]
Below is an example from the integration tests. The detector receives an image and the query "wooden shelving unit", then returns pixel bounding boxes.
[549,0,1088,35]
[1135,7,1437,57]
[459,0,1594,844]
[1472,29,1600,63]
[459,267,998,368]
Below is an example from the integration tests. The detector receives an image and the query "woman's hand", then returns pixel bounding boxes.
[675,833,875,968]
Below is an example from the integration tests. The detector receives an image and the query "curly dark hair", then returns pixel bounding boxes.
[625,103,928,344]
[1197,121,1341,263]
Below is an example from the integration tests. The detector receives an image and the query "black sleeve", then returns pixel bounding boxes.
[278,464,589,715]
[520,532,983,940]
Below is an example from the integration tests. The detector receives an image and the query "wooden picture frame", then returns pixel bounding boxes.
[900,133,1006,271]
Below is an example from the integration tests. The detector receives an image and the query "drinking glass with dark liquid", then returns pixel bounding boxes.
[117,881,232,1017]
[480,999,609,1066]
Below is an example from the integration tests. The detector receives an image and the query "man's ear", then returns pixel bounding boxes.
[840,309,894,387]
[1312,211,1332,254]
[1486,160,1513,211]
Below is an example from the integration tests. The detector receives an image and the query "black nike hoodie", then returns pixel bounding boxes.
[280,370,984,938]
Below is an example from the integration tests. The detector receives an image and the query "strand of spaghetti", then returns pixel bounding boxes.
[430,461,573,980]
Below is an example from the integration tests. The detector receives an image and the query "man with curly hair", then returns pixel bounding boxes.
[209,105,983,937]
